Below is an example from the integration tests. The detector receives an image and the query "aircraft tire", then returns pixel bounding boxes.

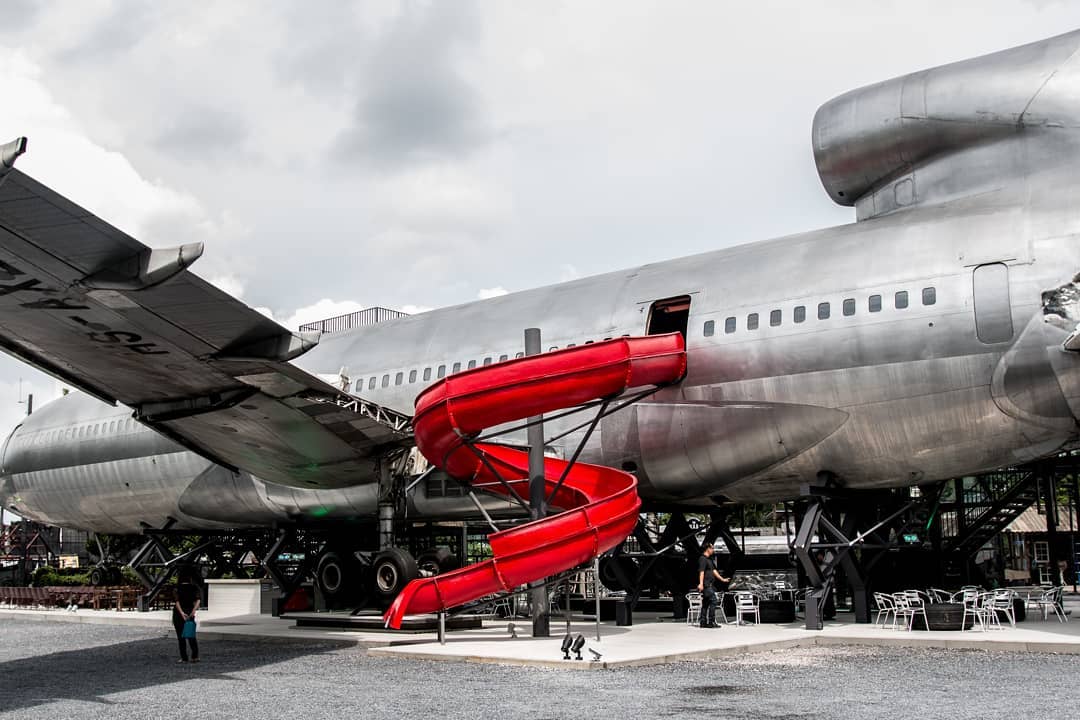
[417,546,459,577]
[598,556,639,593]
[89,566,107,586]
[315,551,351,597]
[372,548,419,607]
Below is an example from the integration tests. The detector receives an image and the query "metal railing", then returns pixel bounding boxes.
[298,306,409,334]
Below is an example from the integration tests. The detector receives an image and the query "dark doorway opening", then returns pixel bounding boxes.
[646,295,691,339]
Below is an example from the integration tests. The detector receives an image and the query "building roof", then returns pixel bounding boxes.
[1005,505,1078,533]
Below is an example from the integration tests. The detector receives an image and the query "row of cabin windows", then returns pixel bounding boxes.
[25,417,141,446]
[364,354,517,390]
[358,335,632,392]
[702,287,936,337]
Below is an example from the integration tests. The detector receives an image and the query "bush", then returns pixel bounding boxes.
[31,566,90,587]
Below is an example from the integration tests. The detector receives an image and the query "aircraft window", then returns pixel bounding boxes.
[437,365,446,379]
[483,357,492,366]
[109,421,116,433]
[584,340,594,345]
[499,354,508,361]
[843,298,855,316]
[922,287,936,305]
[724,317,736,334]
[452,362,461,373]
[369,377,376,390]
[567,343,576,348]
[747,313,759,330]
[549,346,558,351]
[409,370,417,383]
[895,291,909,309]
[794,306,806,323]
[467,360,477,370]
[770,310,781,327]
[381,374,390,388]
[704,320,715,337]
[515,352,524,358]
[394,372,403,386]
[869,295,882,312]
[423,368,432,381]
[818,302,830,320]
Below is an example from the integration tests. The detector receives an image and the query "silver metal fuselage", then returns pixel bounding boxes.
[4,30,1080,534]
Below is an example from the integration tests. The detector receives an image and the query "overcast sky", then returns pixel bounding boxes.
[0,0,1078,435]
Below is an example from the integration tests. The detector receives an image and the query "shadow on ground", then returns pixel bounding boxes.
[0,631,350,714]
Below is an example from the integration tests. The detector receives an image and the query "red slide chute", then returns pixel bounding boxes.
[383,333,687,629]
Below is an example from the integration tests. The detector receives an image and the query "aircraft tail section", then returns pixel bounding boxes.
[383,334,686,628]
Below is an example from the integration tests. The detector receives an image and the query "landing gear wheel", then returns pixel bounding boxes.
[315,552,349,597]
[108,566,123,586]
[89,566,107,586]
[416,546,460,577]
[372,548,419,608]
[598,556,639,593]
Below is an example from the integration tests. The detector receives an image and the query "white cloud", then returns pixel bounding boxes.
[477,286,508,299]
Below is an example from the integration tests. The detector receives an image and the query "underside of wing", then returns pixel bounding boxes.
[0,140,411,488]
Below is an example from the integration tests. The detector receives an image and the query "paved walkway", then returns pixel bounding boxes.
[3,595,1078,669]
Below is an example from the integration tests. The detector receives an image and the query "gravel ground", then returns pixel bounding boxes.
[0,618,1076,720]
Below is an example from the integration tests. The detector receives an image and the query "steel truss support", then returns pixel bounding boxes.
[793,476,921,630]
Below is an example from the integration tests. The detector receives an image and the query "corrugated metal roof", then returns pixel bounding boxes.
[1005,505,1078,533]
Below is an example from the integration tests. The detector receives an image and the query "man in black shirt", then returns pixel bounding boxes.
[697,543,730,628]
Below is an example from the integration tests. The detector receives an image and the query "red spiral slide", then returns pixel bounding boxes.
[383,333,687,629]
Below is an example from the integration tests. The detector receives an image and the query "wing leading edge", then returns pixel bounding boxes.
[0,140,410,488]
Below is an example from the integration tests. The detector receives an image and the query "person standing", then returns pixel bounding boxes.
[697,543,730,628]
[172,570,201,663]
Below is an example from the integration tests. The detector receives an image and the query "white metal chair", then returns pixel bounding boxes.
[988,589,1016,628]
[686,592,702,626]
[928,588,951,604]
[1034,586,1068,622]
[961,590,988,631]
[873,592,897,629]
[903,590,930,630]
[734,591,760,625]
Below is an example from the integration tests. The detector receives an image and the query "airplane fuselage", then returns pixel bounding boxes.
[5,30,1080,534]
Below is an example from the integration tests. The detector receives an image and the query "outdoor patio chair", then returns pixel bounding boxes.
[989,589,1016,628]
[903,590,930,630]
[928,588,951,604]
[685,592,702,626]
[1033,586,1067,623]
[873,592,897,629]
[734,591,760,625]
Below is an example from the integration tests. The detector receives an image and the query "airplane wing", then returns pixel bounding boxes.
[0,139,411,489]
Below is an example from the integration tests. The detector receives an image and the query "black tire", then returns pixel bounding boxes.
[315,552,350,597]
[598,556,639,593]
[89,566,107,586]
[417,546,460,577]
[372,548,419,607]
[108,566,123,586]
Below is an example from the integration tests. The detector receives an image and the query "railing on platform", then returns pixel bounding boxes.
[298,307,409,334]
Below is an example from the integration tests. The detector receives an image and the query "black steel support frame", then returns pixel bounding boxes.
[129,522,313,612]
[793,480,920,630]
[601,511,745,624]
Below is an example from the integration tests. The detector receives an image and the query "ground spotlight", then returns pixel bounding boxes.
[560,633,573,660]
[588,648,602,662]
[571,634,585,660]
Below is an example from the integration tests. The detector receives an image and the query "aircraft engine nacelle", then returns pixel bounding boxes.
[813,30,1080,219]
